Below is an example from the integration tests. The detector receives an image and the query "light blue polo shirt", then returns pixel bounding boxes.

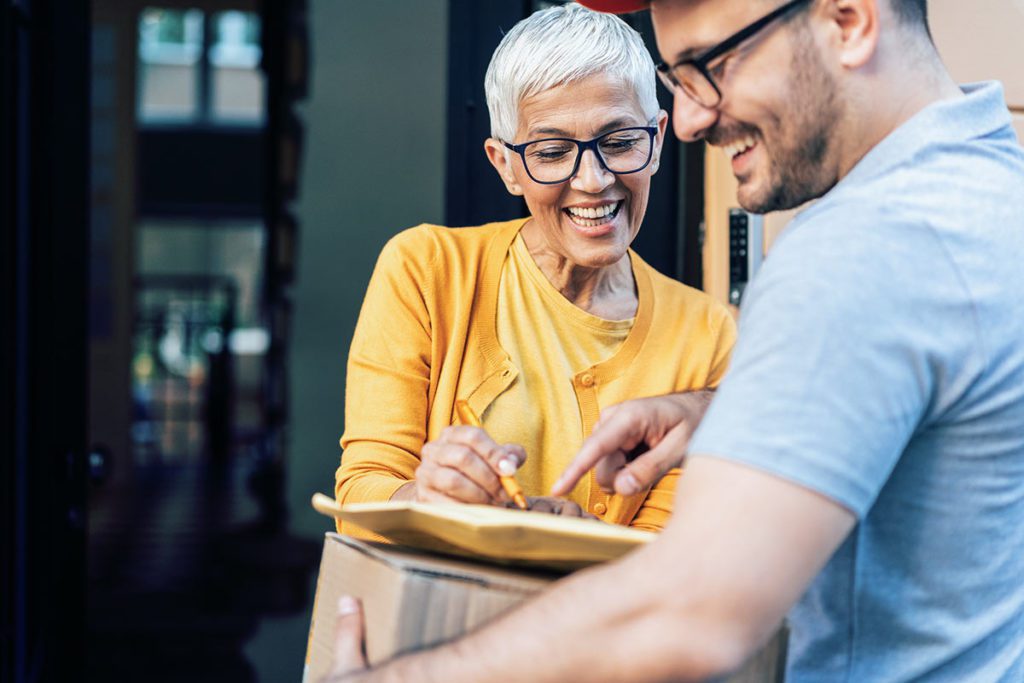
[690,82,1024,682]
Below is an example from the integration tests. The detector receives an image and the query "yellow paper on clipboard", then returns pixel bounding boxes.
[311,493,654,571]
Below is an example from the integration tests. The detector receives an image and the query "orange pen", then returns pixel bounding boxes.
[454,400,528,510]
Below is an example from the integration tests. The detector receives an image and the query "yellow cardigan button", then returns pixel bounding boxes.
[593,502,608,515]
[579,373,595,388]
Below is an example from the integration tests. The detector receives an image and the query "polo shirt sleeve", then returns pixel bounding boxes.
[706,306,737,388]
[688,203,968,517]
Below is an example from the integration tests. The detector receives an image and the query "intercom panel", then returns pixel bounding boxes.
[728,209,764,306]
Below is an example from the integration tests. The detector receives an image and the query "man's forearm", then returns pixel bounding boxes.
[351,541,740,683]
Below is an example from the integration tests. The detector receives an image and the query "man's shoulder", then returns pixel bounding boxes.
[821,105,1024,236]
[781,125,1024,277]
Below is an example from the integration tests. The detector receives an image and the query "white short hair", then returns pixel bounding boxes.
[484,2,659,142]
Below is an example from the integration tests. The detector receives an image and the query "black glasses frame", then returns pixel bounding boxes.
[502,126,658,185]
[656,0,813,107]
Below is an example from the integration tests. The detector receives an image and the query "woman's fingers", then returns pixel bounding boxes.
[523,496,589,518]
[422,440,508,501]
[555,499,585,517]
[415,427,530,506]
[416,455,501,504]
[439,426,524,475]
[525,496,558,515]
[501,443,527,468]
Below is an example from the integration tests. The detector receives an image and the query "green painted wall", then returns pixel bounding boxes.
[289,0,448,538]
[244,2,448,679]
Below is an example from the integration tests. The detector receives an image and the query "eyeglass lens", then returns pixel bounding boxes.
[521,129,653,184]
[658,64,719,108]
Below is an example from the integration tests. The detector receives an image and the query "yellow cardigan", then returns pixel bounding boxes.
[335,218,735,534]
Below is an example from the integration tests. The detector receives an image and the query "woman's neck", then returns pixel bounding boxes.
[520,223,638,320]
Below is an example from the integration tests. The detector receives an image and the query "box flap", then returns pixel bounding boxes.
[328,533,559,592]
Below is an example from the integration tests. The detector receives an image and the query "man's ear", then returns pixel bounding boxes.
[649,109,670,175]
[484,138,524,196]
[825,0,881,70]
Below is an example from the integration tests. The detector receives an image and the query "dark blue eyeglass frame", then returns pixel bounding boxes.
[656,0,813,107]
[502,126,658,185]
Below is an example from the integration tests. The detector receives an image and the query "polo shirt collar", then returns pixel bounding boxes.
[839,81,1011,189]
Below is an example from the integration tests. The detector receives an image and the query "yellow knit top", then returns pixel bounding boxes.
[335,218,735,535]
[488,232,634,512]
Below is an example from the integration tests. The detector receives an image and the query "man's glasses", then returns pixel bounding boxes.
[503,126,657,185]
[656,0,813,108]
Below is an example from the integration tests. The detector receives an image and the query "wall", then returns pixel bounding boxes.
[930,0,1024,141]
[289,0,448,537]
[243,2,448,679]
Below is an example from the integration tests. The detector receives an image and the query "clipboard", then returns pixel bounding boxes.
[311,493,654,570]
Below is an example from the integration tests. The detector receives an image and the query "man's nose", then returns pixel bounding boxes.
[672,90,720,142]
[570,149,614,193]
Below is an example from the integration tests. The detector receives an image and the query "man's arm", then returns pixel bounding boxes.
[329,454,856,683]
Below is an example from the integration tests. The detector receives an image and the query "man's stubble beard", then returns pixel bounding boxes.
[745,25,844,214]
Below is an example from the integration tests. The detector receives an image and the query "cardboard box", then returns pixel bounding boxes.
[304,533,787,682]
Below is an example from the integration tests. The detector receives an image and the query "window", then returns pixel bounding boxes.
[137,8,265,126]
[210,12,264,123]
[138,9,204,122]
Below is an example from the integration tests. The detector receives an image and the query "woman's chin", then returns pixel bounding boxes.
[565,234,631,267]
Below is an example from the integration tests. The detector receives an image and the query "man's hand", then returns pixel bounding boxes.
[552,392,713,497]
[321,597,370,683]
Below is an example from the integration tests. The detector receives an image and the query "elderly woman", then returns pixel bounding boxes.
[334,3,734,533]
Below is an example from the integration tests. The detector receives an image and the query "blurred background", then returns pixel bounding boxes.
[2,1,703,681]
[2,0,1021,681]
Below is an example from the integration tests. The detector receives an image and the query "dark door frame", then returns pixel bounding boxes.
[2,1,91,680]
[445,0,531,228]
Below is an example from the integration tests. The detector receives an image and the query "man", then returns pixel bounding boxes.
[326,0,1024,680]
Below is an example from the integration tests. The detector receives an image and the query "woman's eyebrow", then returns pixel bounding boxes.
[596,118,636,133]
[527,126,572,137]
[526,117,639,139]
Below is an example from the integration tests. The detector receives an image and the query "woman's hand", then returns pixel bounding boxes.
[521,496,598,520]
[392,427,526,505]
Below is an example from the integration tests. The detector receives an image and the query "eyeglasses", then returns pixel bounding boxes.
[502,126,657,185]
[656,0,813,108]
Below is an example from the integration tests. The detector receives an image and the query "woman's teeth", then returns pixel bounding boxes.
[724,136,756,160]
[565,202,620,226]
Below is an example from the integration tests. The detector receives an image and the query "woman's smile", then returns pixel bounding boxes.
[563,199,623,235]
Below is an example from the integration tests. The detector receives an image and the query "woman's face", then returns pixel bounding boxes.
[486,74,668,269]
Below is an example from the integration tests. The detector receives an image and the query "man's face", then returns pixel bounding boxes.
[652,0,844,213]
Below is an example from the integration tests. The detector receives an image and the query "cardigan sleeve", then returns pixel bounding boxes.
[627,468,679,532]
[334,229,437,533]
